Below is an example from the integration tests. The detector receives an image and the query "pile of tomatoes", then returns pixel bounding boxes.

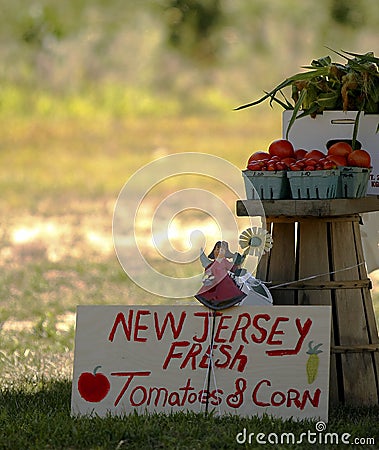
[247,139,371,172]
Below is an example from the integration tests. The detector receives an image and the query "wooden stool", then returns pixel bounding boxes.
[237,197,379,406]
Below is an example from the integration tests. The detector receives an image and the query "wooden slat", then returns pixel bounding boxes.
[297,221,331,306]
[236,197,379,217]
[266,222,296,305]
[330,220,378,405]
[296,220,339,404]
[255,221,271,281]
[263,215,361,223]
[270,279,372,290]
[352,220,379,393]
[332,344,379,353]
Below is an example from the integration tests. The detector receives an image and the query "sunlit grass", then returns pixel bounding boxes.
[0,110,280,212]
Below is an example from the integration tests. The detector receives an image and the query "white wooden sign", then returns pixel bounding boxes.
[71,305,331,421]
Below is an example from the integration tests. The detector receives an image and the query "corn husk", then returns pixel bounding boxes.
[236,49,379,146]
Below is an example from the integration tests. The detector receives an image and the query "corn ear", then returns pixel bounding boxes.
[306,341,323,385]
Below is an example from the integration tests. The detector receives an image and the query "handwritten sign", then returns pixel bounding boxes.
[71,305,331,421]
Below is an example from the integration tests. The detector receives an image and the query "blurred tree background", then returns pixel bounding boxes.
[0,0,378,118]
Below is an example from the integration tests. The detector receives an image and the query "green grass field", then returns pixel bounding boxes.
[2,378,379,449]
[1,109,379,449]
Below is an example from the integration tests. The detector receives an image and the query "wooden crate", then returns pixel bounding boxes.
[236,198,379,406]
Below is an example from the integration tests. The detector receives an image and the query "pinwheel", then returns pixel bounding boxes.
[239,227,273,257]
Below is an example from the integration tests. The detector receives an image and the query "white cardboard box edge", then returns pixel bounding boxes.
[282,110,379,195]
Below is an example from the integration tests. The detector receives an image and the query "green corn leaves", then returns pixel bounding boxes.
[236,49,379,138]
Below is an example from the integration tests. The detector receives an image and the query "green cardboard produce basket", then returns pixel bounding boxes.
[338,167,371,198]
[242,170,290,200]
[287,169,339,199]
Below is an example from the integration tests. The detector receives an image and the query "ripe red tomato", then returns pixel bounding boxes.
[247,151,270,166]
[328,141,353,158]
[275,162,286,171]
[326,155,347,167]
[304,158,318,167]
[266,163,277,171]
[296,159,306,168]
[347,150,371,168]
[323,160,337,170]
[304,165,315,171]
[289,163,301,171]
[305,150,325,161]
[294,149,307,160]
[281,157,296,168]
[247,162,265,171]
[268,139,295,158]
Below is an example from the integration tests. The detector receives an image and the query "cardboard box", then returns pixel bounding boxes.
[282,110,379,196]
[283,110,379,273]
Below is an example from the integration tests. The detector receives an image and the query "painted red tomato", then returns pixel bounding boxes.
[328,141,353,158]
[78,366,110,403]
[304,150,325,161]
[347,150,371,168]
[268,139,295,158]
[326,154,347,167]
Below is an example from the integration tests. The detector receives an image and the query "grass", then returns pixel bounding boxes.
[1,105,379,448]
[0,113,280,212]
[1,377,378,450]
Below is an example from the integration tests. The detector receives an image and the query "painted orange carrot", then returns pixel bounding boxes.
[306,341,323,384]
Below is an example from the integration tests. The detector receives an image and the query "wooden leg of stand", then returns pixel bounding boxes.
[267,221,296,305]
[297,219,340,405]
[353,220,379,400]
[330,219,378,405]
